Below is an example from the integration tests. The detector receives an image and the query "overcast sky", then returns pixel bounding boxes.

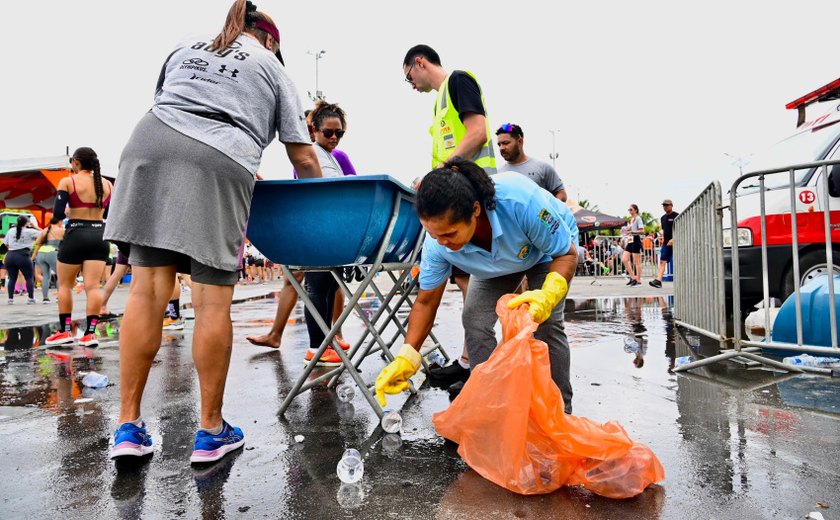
[3,0,839,218]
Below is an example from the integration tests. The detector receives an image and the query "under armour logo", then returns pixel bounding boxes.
[219,64,239,78]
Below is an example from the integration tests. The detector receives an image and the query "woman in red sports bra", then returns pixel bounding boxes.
[45,147,114,347]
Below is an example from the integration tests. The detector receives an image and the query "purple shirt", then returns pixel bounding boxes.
[293,148,356,178]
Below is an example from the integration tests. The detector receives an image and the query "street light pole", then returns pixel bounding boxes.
[548,130,560,170]
[307,50,326,100]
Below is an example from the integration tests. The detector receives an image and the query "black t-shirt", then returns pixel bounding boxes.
[447,71,485,121]
[661,211,679,243]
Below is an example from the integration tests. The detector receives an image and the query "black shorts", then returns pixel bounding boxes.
[254,258,265,267]
[659,244,673,262]
[129,244,237,286]
[58,220,110,264]
[246,256,256,266]
[626,236,642,254]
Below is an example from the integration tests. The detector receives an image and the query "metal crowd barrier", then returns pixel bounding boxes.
[579,234,662,282]
[671,182,727,350]
[674,161,839,374]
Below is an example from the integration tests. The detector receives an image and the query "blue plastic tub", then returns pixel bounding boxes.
[247,175,421,267]
[771,274,840,349]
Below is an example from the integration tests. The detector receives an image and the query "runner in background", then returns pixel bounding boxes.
[32,217,64,303]
[46,147,113,346]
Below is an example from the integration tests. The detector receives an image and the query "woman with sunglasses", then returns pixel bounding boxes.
[248,102,357,351]
[298,101,354,366]
[103,0,321,464]
[623,204,645,287]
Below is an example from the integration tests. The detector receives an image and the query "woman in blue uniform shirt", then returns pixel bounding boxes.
[375,158,578,413]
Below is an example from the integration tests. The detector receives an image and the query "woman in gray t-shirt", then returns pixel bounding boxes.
[3,216,40,304]
[103,0,323,465]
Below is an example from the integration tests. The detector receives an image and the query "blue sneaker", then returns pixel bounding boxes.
[110,421,154,459]
[190,420,245,463]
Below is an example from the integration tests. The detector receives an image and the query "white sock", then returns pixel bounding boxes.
[458,359,470,370]
[200,423,224,435]
[130,417,143,427]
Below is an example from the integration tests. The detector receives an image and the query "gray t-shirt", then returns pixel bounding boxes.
[498,158,564,195]
[3,227,40,252]
[152,34,311,175]
[315,144,344,178]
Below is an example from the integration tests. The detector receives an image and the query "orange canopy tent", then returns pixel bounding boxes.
[0,156,72,226]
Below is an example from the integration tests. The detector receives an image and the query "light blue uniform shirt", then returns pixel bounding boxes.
[419,172,578,290]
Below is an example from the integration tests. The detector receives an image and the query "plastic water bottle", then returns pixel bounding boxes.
[81,371,109,388]
[623,336,639,353]
[674,356,692,368]
[336,448,364,484]
[783,354,840,368]
[426,350,446,368]
[381,410,402,434]
[336,383,355,402]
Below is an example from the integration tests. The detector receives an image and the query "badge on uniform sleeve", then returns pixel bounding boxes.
[518,244,533,259]
[443,134,455,149]
[538,209,560,234]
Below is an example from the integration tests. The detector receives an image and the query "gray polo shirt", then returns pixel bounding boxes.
[151,34,310,175]
[498,158,564,195]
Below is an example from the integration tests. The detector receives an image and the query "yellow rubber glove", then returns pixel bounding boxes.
[375,344,422,407]
[507,272,569,323]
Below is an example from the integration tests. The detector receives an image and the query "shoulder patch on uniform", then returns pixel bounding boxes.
[538,208,561,234]
[518,244,533,259]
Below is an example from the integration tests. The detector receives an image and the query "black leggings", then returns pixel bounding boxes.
[5,250,35,300]
[303,272,339,349]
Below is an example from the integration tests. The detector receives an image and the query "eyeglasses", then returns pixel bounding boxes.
[404,63,415,84]
[320,129,345,138]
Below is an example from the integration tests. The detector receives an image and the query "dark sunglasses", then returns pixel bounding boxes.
[320,129,345,138]
[404,63,415,84]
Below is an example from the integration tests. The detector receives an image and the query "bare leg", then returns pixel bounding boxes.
[82,260,106,317]
[333,290,345,341]
[621,251,633,278]
[246,271,304,348]
[454,274,470,366]
[632,253,642,282]
[118,265,177,423]
[57,261,81,315]
[100,264,129,314]
[191,281,235,430]
[656,260,666,282]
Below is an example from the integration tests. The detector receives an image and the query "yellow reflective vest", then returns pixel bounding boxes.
[430,71,496,174]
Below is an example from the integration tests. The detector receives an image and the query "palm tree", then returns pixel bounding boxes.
[578,199,600,212]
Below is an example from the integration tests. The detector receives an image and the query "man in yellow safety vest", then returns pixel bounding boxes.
[402,44,497,397]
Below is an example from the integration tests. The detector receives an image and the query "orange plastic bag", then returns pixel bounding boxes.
[433,295,665,498]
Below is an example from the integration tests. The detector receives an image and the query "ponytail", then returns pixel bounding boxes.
[92,158,104,209]
[211,0,248,51]
[416,157,496,223]
[15,216,27,241]
[70,146,105,209]
[211,0,280,53]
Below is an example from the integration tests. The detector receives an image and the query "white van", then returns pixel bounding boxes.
[724,78,840,303]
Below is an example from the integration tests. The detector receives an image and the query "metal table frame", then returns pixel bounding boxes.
[277,189,448,418]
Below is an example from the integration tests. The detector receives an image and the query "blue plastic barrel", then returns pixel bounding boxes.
[247,175,421,267]
[772,274,840,347]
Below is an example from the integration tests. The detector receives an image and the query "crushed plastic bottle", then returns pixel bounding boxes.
[81,372,109,388]
[674,356,692,368]
[294,435,305,443]
[336,383,355,402]
[336,448,364,484]
[783,354,840,368]
[381,410,402,434]
[623,336,640,353]
[336,482,364,508]
[426,350,446,368]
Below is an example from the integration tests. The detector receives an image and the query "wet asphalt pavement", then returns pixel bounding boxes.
[2,289,840,519]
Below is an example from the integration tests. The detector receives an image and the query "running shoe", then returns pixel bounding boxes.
[190,420,245,463]
[110,421,154,459]
[335,338,351,350]
[649,279,663,288]
[27,298,37,305]
[304,346,343,367]
[7,299,13,305]
[428,362,470,387]
[46,331,75,346]
[626,279,634,286]
[79,333,99,347]
[162,317,185,331]
[630,280,640,287]
[42,298,51,304]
